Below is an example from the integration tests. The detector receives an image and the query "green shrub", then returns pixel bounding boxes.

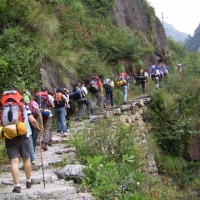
[0,140,8,166]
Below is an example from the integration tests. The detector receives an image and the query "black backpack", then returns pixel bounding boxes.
[88,76,100,93]
[103,79,112,89]
[137,71,147,81]
[35,91,50,109]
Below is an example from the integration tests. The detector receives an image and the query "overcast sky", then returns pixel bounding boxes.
[147,0,200,36]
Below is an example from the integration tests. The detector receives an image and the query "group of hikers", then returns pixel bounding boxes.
[137,60,170,92]
[0,74,128,193]
[0,59,183,193]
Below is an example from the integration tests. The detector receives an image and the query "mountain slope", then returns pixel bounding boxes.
[184,23,200,52]
[164,22,188,43]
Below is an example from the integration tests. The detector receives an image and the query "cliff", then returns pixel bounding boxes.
[112,0,167,66]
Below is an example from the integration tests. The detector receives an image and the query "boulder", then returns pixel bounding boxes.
[55,165,87,182]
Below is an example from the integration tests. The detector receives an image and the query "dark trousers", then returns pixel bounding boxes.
[105,88,114,106]
[140,81,146,94]
[77,98,91,120]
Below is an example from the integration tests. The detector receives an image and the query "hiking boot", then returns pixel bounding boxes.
[47,140,53,147]
[26,179,34,189]
[42,142,48,151]
[75,118,81,122]
[12,186,21,193]
[31,161,36,165]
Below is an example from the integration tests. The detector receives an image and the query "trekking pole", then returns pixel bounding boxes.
[39,136,45,189]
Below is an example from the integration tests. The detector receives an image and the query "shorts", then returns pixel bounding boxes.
[5,135,30,160]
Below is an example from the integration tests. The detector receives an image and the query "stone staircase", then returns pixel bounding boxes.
[0,132,95,200]
[0,95,157,200]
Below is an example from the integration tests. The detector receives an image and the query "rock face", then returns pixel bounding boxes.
[112,0,167,65]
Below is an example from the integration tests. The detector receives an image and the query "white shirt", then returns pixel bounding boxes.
[81,86,88,96]
[144,72,149,77]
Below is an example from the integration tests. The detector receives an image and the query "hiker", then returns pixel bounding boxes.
[161,64,169,81]
[178,63,182,72]
[0,89,42,193]
[35,87,54,151]
[63,88,71,127]
[54,88,68,134]
[103,78,115,108]
[156,61,164,82]
[150,65,160,88]
[70,81,91,121]
[117,72,129,104]
[23,91,44,165]
[88,76,104,113]
[137,69,148,94]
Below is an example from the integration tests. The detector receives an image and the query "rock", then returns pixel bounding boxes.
[137,99,144,107]
[55,165,87,181]
[111,107,121,114]
[126,116,132,124]
[131,108,136,115]
[131,114,136,122]
[55,147,76,155]
[119,115,127,123]
[104,111,114,118]
[148,167,159,174]
[120,104,132,111]
[134,112,141,120]
[74,193,96,200]
[148,161,157,167]
[138,107,144,115]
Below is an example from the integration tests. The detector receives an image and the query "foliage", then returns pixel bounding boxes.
[147,81,200,158]
[69,118,188,199]
[69,119,142,199]
[82,0,114,17]
[0,27,40,92]
[0,140,8,165]
[147,39,200,161]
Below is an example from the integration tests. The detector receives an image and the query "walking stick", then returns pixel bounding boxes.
[39,136,45,189]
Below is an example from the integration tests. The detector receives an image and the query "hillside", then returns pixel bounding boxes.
[164,22,189,44]
[184,23,200,52]
[0,0,167,91]
[2,0,200,199]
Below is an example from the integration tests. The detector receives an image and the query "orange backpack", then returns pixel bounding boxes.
[0,90,26,139]
[1,90,24,126]
[54,89,65,108]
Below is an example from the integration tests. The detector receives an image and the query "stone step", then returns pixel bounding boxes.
[0,126,94,199]
[0,179,94,200]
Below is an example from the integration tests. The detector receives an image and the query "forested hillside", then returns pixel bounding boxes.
[0,0,167,92]
[1,0,200,199]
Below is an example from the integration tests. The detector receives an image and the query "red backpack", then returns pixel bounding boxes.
[1,90,25,126]
[119,72,127,80]
[88,76,100,93]
[35,91,50,110]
